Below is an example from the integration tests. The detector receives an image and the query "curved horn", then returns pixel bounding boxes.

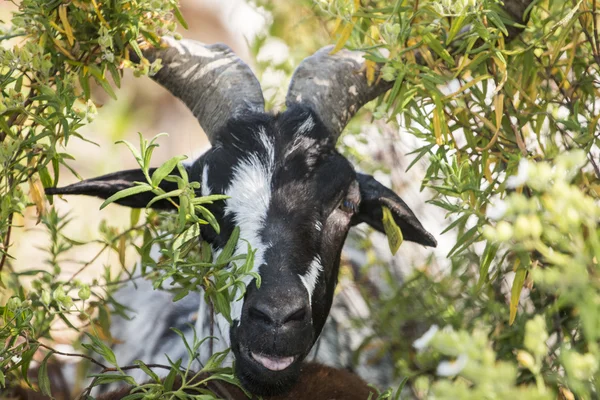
[286,46,392,141]
[139,37,265,143]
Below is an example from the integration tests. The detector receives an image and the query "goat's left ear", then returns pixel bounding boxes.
[45,167,188,210]
[351,173,437,247]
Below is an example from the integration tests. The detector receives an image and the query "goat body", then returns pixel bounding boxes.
[96,363,376,400]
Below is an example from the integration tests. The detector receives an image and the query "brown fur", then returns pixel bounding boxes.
[97,363,376,400]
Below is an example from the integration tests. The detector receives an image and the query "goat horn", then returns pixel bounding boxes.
[286,46,392,141]
[138,37,265,143]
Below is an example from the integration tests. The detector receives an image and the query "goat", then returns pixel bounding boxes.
[46,37,436,396]
[95,363,376,400]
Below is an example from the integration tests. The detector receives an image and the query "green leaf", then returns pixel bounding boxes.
[134,360,160,382]
[130,208,141,227]
[423,32,455,65]
[476,242,498,291]
[107,63,121,88]
[195,205,220,234]
[100,184,152,210]
[151,156,187,188]
[216,226,240,265]
[510,260,527,325]
[191,194,230,205]
[78,69,91,99]
[146,189,183,208]
[20,345,38,386]
[115,139,143,165]
[84,332,118,366]
[171,1,188,29]
[163,367,178,392]
[89,66,117,100]
[38,352,53,397]
[0,369,5,388]
[129,39,143,60]
[173,223,200,250]
[88,374,136,386]
[381,206,403,255]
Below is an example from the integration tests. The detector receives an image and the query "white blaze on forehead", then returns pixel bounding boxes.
[299,256,323,305]
[223,128,275,322]
[201,166,211,196]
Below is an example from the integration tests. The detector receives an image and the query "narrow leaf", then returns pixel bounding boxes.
[38,352,53,397]
[217,226,240,265]
[151,156,187,187]
[331,22,355,54]
[510,260,527,325]
[381,206,403,255]
[100,184,152,209]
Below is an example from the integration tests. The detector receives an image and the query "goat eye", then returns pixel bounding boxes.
[339,198,356,214]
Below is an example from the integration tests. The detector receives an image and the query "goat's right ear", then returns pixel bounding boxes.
[352,173,437,247]
[45,167,188,210]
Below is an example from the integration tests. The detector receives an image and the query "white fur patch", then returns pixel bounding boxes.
[201,166,211,196]
[299,256,323,305]
[223,130,275,322]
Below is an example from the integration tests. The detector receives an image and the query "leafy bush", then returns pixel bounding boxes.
[1,0,599,399]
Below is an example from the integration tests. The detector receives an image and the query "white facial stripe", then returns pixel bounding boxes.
[201,165,211,196]
[223,129,275,322]
[299,256,323,305]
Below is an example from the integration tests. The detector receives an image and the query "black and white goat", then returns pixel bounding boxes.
[47,37,436,396]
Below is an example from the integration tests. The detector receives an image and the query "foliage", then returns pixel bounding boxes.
[0,1,249,398]
[309,0,600,398]
[1,0,600,399]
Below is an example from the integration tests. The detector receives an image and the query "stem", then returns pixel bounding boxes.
[0,212,14,273]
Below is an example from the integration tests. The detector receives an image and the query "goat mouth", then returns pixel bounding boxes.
[250,352,296,371]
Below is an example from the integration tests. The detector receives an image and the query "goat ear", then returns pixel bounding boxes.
[45,167,187,210]
[352,173,437,247]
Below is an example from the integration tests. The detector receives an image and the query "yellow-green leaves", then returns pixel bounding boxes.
[509,258,527,325]
[382,206,403,255]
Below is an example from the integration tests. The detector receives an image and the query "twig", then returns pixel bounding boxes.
[589,153,600,180]
[69,223,147,281]
[79,363,174,400]
[34,341,107,370]
[0,212,14,273]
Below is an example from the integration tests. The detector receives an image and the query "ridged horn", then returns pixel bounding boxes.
[138,37,265,143]
[286,46,392,141]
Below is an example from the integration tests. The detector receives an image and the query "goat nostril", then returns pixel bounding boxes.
[249,306,273,324]
[284,307,307,324]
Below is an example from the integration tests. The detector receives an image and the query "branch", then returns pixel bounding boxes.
[0,212,14,273]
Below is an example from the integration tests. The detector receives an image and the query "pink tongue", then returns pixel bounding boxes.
[251,352,295,371]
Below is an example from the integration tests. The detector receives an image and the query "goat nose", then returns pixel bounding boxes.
[248,299,308,327]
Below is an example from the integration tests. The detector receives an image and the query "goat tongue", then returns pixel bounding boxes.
[251,352,295,371]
